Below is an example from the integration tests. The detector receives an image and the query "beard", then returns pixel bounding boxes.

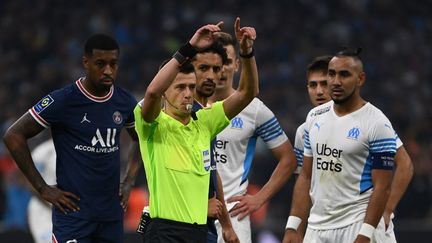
[332,88,356,105]
[196,88,214,98]
[196,81,216,98]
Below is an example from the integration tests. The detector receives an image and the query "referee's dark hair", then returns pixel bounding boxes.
[84,34,120,56]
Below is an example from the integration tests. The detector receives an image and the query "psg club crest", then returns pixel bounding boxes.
[112,111,123,124]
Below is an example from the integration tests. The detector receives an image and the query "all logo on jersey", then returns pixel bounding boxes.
[92,128,117,147]
[112,111,123,124]
[75,128,119,153]
[231,117,243,129]
[347,127,360,140]
[34,95,54,114]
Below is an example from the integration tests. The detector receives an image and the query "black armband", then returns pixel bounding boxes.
[173,42,197,66]
[239,48,255,59]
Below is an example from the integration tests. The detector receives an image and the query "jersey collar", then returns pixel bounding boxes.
[76,77,114,103]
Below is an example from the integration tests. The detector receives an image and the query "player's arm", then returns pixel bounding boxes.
[216,172,239,243]
[141,58,180,122]
[141,22,223,123]
[119,127,143,211]
[228,141,296,219]
[3,112,80,213]
[222,18,259,119]
[355,163,393,242]
[383,146,413,227]
[282,155,313,243]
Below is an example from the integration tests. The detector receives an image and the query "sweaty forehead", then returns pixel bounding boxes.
[173,72,196,85]
[329,56,358,71]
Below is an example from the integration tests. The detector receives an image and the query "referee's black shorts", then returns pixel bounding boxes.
[143,218,208,243]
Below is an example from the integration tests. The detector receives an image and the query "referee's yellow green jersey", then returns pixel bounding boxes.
[134,101,230,224]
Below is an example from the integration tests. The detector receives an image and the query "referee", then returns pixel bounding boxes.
[134,18,258,243]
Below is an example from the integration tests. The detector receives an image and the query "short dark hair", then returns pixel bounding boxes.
[214,32,237,52]
[159,59,195,74]
[307,55,332,76]
[194,42,229,65]
[84,34,119,56]
[335,47,362,60]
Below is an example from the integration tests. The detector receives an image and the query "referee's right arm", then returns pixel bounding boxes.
[141,58,180,123]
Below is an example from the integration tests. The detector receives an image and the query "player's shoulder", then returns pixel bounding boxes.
[307,100,333,119]
[239,97,264,113]
[50,82,76,98]
[248,97,275,116]
[357,102,392,128]
[362,102,388,118]
[113,85,136,102]
[36,82,75,108]
[295,122,306,135]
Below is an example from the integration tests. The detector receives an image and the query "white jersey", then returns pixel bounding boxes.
[28,139,56,243]
[293,123,306,174]
[214,98,288,208]
[31,139,57,185]
[304,101,397,229]
[294,113,402,175]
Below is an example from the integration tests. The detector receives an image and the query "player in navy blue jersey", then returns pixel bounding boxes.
[3,34,142,242]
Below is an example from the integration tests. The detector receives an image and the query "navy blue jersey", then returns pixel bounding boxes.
[192,100,218,235]
[29,78,137,221]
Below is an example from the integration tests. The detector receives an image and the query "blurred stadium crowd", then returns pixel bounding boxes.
[0,0,431,241]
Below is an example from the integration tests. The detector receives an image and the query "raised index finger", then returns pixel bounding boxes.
[215,21,224,29]
[234,17,241,33]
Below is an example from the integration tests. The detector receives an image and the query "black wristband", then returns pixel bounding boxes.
[173,42,197,66]
[239,48,255,59]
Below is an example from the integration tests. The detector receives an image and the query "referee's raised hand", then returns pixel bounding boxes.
[189,21,223,50]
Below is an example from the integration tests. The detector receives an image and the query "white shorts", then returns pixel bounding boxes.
[215,214,251,243]
[304,217,396,243]
[28,197,52,243]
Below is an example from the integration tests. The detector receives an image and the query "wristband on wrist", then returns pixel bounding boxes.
[239,47,255,58]
[358,223,375,239]
[173,42,197,66]
[285,216,302,231]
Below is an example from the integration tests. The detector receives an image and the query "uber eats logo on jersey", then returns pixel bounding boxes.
[214,139,229,163]
[316,143,343,172]
[74,128,119,153]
